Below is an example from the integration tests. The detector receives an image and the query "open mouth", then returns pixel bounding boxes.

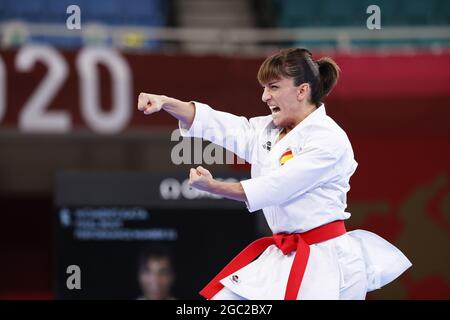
[270,106,281,114]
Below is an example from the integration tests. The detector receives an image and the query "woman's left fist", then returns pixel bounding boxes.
[189,166,213,192]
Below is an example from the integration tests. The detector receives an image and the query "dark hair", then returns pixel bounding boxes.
[137,244,175,271]
[257,48,341,106]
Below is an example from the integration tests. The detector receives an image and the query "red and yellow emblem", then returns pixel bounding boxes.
[279,149,294,166]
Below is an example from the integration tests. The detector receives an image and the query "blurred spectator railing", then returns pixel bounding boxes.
[1,21,450,54]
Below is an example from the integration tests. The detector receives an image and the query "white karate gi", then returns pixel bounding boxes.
[179,102,412,300]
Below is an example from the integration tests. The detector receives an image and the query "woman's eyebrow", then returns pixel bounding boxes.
[261,81,279,87]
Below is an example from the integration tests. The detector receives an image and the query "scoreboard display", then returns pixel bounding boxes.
[55,172,259,300]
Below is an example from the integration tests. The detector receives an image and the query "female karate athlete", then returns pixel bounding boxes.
[137,48,412,300]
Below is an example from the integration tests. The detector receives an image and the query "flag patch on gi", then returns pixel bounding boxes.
[280,149,293,165]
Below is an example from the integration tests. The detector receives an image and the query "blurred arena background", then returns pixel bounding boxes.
[0,0,449,300]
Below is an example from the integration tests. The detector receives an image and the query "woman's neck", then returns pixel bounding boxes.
[284,104,318,134]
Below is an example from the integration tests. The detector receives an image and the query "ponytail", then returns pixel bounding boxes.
[316,57,341,99]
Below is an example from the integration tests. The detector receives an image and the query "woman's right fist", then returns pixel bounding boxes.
[137,93,165,115]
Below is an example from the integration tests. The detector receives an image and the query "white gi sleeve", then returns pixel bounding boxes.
[240,144,344,212]
[178,101,259,163]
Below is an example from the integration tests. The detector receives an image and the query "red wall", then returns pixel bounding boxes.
[1,49,449,134]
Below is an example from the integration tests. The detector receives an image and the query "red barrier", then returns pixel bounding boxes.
[0,48,449,134]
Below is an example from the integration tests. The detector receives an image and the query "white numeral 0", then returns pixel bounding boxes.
[15,45,70,132]
[76,47,132,134]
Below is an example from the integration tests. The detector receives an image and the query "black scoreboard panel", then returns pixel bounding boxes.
[54,172,259,300]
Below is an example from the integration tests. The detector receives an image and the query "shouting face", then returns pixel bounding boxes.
[261,76,310,129]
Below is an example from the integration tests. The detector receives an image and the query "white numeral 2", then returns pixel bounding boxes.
[15,45,70,132]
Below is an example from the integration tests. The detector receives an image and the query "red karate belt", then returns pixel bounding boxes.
[199,220,346,300]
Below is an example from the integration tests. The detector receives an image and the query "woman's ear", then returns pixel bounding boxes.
[296,83,310,101]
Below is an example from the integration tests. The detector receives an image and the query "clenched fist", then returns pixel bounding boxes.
[137,93,166,115]
[189,166,214,192]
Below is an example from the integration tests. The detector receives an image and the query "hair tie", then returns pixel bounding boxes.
[306,56,320,79]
